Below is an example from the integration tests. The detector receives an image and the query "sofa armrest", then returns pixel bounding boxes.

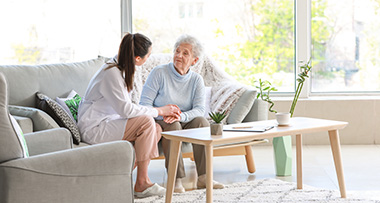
[242,99,269,122]
[8,105,59,131]
[0,141,135,203]
[24,128,73,156]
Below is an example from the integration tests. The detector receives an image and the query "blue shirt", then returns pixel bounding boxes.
[140,63,205,122]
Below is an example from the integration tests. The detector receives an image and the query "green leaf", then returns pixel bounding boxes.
[209,111,227,123]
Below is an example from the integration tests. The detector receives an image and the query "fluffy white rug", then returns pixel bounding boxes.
[135,178,380,203]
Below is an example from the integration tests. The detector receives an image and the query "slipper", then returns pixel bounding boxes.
[134,183,166,198]
[174,178,185,193]
[197,174,225,189]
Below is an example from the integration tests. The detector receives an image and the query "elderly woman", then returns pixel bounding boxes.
[139,34,224,193]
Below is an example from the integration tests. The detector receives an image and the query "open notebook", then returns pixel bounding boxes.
[223,125,274,132]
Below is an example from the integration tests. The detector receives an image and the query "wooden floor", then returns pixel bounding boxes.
[133,145,380,192]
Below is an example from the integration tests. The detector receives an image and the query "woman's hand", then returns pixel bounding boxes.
[155,104,181,116]
[163,114,181,124]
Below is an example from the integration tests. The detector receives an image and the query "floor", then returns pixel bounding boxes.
[133,145,380,192]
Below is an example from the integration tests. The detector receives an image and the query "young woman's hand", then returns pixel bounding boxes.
[155,104,181,116]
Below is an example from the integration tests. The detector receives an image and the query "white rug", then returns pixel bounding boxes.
[135,178,380,203]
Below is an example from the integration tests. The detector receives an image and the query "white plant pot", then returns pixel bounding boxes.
[210,123,223,135]
[275,112,291,126]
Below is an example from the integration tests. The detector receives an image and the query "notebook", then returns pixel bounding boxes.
[223,125,274,132]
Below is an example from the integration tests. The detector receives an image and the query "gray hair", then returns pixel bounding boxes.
[173,34,204,59]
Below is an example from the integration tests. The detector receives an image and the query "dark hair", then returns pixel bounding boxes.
[107,33,152,92]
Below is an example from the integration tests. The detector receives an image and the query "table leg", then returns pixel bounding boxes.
[205,144,213,203]
[245,145,256,173]
[328,130,347,198]
[165,140,182,203]
[296,134,303,189]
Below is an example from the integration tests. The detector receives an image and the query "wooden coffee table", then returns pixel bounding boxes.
[162,117,348,203]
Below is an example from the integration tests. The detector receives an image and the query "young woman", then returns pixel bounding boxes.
[77,33,180,198]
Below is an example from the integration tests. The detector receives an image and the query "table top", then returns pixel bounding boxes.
[161,117,348,146]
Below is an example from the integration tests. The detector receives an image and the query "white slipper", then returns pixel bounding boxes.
[197,174,225,189]
[174,178,185,193]
[134,183,166,198]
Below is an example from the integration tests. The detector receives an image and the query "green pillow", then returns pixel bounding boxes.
[56,90,82,122]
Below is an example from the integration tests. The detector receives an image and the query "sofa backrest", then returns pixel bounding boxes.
[0,57,106,107]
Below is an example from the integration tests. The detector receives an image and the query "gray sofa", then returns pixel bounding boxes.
[0,55,267,148]
[0,72,135,203]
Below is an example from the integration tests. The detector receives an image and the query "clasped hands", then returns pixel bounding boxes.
[162,104,181,124]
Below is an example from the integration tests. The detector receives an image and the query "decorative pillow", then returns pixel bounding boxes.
[9,114,29,158]
[56,90,82,122]
[36,92,81,144]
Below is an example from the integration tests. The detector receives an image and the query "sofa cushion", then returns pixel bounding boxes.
[13,115,33,134]
[8,105,59,131]
[56,90,82,122]
[0,56,106,107]
[36,92,81,144]
[243,99,269,122]
[226,89,257,124]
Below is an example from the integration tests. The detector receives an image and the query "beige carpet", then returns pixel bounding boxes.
[135,178,380,203]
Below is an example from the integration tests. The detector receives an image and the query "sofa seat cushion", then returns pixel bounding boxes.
[13,115,33,134]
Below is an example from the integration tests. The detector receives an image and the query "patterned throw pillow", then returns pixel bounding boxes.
[56,90,82,122]
[36,92,81,144]
[9,114,29,157]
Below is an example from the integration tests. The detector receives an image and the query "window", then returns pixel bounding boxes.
[311,0,380,92]
[132,0,295,92]
[0,0,121,65]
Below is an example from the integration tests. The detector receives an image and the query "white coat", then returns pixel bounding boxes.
[77,62,158,144]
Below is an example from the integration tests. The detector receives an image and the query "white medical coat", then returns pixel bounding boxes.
[77,63,158,144]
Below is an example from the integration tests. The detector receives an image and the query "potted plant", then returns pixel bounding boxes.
[289,59,312,117]
[256,59,312,125]
[255,59,312,176]
[255,78,278,114]
[209,111,227,135]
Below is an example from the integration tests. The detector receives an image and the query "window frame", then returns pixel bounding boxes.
[295,0,311,98]
[122,0,380,97]
[121,0,132,36]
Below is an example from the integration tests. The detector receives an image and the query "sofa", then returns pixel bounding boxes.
[0,72,135,203]
[0,54,267,150]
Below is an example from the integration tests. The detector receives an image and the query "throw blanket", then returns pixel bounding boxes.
[131,53,247,123]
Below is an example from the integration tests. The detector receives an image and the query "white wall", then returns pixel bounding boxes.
[264,98,380,145]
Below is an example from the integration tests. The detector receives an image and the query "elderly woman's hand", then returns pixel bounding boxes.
[155,104,181,117]
[163,114,181,124]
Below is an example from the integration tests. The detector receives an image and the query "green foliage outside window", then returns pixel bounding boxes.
[212,0,331,90]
